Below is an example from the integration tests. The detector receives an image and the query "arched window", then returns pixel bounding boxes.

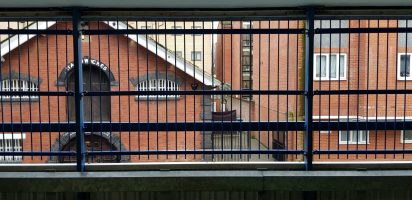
[1,79,39,101]
[137,79,180,99]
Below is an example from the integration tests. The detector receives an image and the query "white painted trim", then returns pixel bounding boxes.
[0,21,56,58]
[313,116,358,120]
[107,21,219,87]
[0,133,26,140]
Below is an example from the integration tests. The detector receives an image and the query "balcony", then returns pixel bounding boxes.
[0,7,412,199]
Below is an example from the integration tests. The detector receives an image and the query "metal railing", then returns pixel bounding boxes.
[0,8,411,172]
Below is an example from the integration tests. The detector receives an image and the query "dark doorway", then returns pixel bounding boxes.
[60,134,120,163]
[67,64,111,122]
[64,64,116,163]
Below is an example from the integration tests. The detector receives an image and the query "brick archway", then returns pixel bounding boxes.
[56,57,118,86]
[49,132,130,163]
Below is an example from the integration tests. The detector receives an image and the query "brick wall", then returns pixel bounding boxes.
[0,21,208,163]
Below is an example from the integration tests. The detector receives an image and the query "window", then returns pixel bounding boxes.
[175,51,183,58]
[191,51,202,61]
[137,79,180,100]
[398,53,412,80]
[1,79,39,101]
[171,26,182,36]
[314,53,346,80]
[0,133,25,163]
[191,25,202,36]
[339,130,368,144]
[398,20,412,48]
[401,130,412,143]
[241,34,251,46]
[241,22,253,100]
[222,21,232,29]
[314,20,349,48]
[242,21,251,29]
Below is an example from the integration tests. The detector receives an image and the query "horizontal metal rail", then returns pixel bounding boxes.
[0,29,72,34]
[314,90,412,95]
[0,91,73,96]
[314,150,412,154]
[83,28,305,35]
[3,90,412,97]
[84,90,306,96]
[315,27,412,33]
[1,122,412,132]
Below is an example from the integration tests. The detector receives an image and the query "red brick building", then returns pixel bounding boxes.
[215,20,412,161]
[0,21,218,163]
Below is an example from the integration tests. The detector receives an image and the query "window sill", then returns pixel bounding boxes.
[339,142,368,145]
[0,97,39,102]
[135,96,181,101]
[400,140,412,144]
[397,78,412,81]
[314,78,347,81]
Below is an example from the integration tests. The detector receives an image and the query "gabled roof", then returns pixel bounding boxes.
[0,21,220,87]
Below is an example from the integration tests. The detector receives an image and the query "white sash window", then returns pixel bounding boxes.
[1,79,39,101]
[0,134,25,162]
[137,79,180,100]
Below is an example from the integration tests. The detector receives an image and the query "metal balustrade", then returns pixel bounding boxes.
[0,8,411,172]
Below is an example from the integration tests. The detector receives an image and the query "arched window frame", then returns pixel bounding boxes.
[136,79,180,100]
[0,79,39,101]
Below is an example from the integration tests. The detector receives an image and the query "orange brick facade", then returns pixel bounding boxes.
[0,22,211,163]
[215,20,412,161]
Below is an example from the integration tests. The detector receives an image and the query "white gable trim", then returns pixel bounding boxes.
[107,21,219,87]
[0,21,219,87]
[1,21,56,58]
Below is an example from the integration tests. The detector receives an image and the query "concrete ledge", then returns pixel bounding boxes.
[0,170,412,192]
[1,161,412,172]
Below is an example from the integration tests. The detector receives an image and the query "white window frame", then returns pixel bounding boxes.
[400,130,412,143]
[191,51,202,61]
[1,79,39,101]
[136,79,180,100]
[397,53,412,80]
[339,130,369,144]
[0,133,25,163]
[313,53,347,81]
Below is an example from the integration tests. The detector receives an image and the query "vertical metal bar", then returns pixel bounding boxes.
[72,8,85,172]
[304,8,315,171]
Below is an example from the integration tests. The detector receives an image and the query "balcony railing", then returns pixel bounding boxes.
[0,8,412,172]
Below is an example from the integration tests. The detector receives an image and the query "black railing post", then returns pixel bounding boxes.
[304,7,315,171]
[72,8,85,173]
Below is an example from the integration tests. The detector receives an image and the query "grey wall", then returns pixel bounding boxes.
[1,190,411,200]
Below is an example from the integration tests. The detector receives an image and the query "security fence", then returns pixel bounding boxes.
[0,8,411,172]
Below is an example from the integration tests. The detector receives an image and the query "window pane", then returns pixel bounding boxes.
[339,55,345,78]
[340,131,348,142]
[330,55,337,78]
[404,130,412,140]
[360,131,367,143]
[315,55,327,78]
[400,54,410,77]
